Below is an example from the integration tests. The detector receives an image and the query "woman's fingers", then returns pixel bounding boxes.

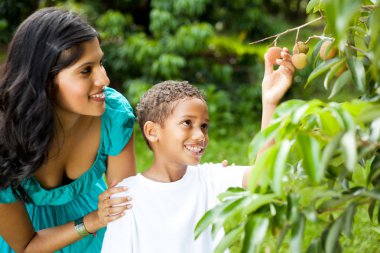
[97,185,131,225]
[108,196,132,205]
[102,204,132,216]
[99,186,128,201]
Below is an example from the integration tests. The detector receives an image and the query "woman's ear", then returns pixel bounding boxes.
[144,121,159,143]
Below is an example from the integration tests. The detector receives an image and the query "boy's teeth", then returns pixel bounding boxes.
[186,146,202,152]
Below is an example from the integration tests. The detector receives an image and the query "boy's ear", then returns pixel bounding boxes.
[144,121,159,143]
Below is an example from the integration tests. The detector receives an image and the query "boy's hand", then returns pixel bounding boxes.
[262,48,295,106]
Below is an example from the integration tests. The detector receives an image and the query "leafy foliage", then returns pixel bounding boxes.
[196,0,380,252]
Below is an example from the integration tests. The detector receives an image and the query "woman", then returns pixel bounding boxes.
[0,7,135,252]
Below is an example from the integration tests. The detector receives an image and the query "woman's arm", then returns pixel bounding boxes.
[0,201,82,253]
[106,133,136,185]
[0,189,129,253]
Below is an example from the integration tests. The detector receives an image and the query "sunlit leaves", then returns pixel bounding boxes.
[324,0,362,50]
[297,133,322,184]
[197,2,380,253]
[305,58,340,87]
[328,71,352,99]
[347,57,366,92]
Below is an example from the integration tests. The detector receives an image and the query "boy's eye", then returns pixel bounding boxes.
[183,120,191,126]
[201,123,209,129]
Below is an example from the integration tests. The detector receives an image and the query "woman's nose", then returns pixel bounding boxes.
[94,67,110,87]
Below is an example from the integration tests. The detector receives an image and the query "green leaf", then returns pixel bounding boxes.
[370,118,380,142]
[340,130,357,172]
[214,225,244,253]
[342,204,356,237]
[291,103,310,123]
[217,187,250,201]
[328,103,355,130]
[307,238,323,253]
[290,214,305,253]
[272,140,294,195]
[368,199,377,222]
[361,190,380,201]
[248,121,281,164]
[297,134,321,184]
[305,58,341,87]
[370,4,380,49]
[328,71,352,99]
[312,40,323,68]
[243,194,278,215]
[318,110,341,135]
[324,0,361,49]
[287,193,300,224]
[241,216,269,253]
[306,0,320,13]
[273,99,307,120]
[317,196,350,213]
[357,105,380,123]
[194,201,229,239]
[320,135,341,178]
[325,216,343,253]
[276,225,290,251]
[248,145,278,192]
[323,59,346,90]
[347,57,366,92]
[221,196,253,230]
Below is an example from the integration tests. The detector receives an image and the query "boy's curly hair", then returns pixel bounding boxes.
[136,80,206,148]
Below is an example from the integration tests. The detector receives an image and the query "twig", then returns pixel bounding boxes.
[345,43,368,56]
[304,35,332,44]
[249,16,324,45]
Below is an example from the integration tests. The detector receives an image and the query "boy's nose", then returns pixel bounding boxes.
[192,128,206,142]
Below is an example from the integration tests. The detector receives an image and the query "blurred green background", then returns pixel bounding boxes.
[0,0,324,172]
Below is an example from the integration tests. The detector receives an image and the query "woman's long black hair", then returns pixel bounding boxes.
[0,7,99,201]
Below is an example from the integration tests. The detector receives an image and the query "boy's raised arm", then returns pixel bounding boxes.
[242,47,295,188]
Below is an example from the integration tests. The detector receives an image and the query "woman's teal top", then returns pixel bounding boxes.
[0,87,135,252]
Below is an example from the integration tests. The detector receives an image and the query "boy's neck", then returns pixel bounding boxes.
[142,162,188,183]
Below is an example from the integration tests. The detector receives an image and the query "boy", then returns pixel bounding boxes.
[101,48,295,253]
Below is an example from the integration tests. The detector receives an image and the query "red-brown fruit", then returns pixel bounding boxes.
[320,41,337,60]
[335,64,347,77]
[293,41,309,54]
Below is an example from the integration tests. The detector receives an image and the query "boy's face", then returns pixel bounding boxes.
[155,97,209,166]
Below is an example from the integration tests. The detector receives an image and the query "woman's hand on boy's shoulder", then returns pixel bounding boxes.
[86,181,132,233]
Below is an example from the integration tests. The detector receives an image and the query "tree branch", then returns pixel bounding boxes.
[249,16,324,45]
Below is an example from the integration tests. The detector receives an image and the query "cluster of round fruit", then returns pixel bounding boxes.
[266,40,338,70]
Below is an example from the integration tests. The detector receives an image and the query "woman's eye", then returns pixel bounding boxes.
[81,66,92,74]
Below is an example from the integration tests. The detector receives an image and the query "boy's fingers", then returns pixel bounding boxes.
[264,53,274,75]
[278,60,295,73]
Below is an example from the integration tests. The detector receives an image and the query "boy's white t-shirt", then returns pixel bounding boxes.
[101,163,247,253]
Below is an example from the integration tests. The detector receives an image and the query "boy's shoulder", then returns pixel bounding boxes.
[117,175,140,189]
[111,175,141,198]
